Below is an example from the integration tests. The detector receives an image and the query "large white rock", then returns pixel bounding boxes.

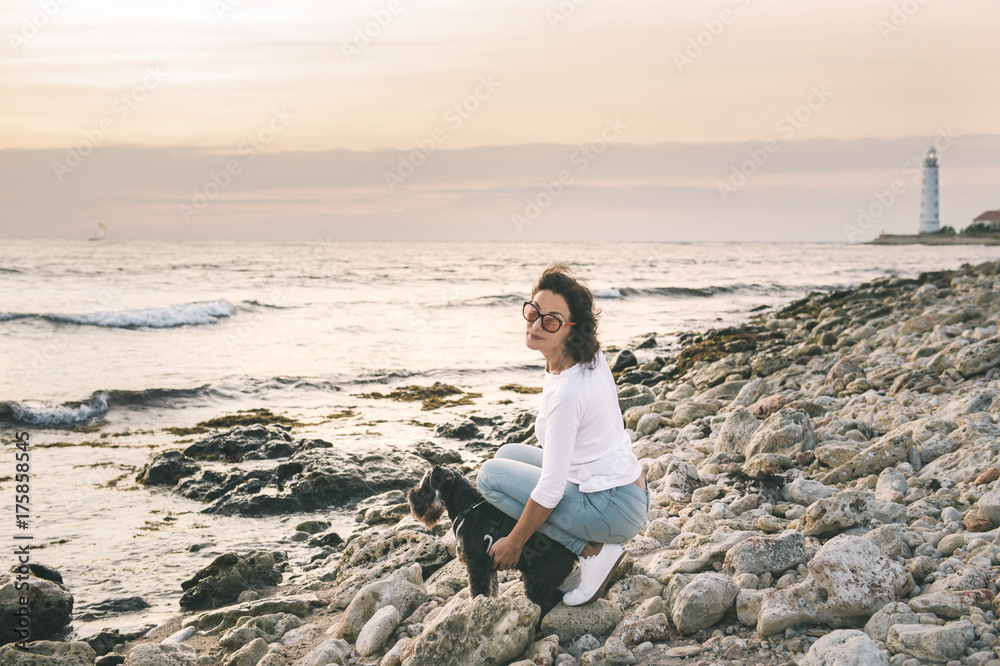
[671,573,739,635]
[757,535,905,636]
[356,605,402,657]
[337,563,427,641]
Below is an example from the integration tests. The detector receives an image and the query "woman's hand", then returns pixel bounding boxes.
[489,536,522,570]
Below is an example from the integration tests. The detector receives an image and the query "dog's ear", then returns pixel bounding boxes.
[430,466,456,490]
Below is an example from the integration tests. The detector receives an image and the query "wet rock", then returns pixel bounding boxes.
[0,642,96,666]
[337,563,428,641]
[135,450,200,486]
[744,408,815,459]
[540,599,625,643]
[713,406,759,460]
[0,571,74,643]
[611,350,638,373]
[758,535,906,636]
[178,447,430,517]
[79,596,150,617]
[799,490,874,537]
[886,621,975,663]
[354,490,410,525]
[183,424,296,462]
[179,550,283,611]
[411,441,462,465]
[864,602,919,643]
[800,629,888,666]
[401,596,540,666]
[723,531,805,577]
[671,572,739,635]
[435,420,479,440]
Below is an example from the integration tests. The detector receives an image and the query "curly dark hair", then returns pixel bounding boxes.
[531,264,602,368]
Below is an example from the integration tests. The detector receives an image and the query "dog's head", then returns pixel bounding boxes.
[407,465,460,527]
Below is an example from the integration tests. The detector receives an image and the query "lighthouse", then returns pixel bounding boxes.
[919,146,940,234]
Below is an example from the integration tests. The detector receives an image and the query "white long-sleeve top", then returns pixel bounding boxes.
[529,349,643,509]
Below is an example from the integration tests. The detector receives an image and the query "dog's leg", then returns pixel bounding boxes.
[467,563,497,599]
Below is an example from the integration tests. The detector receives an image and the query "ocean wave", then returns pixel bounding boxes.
[0,385,227,426]
[2,394,110,426]
[0,299,235,329]
[240,299,291,310]
[462,283,774,305]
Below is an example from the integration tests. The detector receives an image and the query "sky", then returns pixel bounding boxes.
[1,0,998,242]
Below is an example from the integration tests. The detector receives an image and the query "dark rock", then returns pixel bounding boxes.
[85,629,125,656]
[412,441,462,465]
[308,531,345,549]
[435,420,480,440]
[96,655,126,666]
[177,447,430,517]
[79,596,150,616]
[0,571,73,642]
[182,424,295,462]
[611,349,638,373]
[295,520,330,534]
[636,336,657,349]
[135,450,200,486]
[9,562,63,585]
[179,550,283,611]
[619,371,655,385]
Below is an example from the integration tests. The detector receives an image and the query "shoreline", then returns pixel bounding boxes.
[6,258,1000,665]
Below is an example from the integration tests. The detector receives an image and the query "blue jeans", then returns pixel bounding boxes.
[476,443,650,556]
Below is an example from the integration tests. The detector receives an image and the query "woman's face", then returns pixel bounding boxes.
[525,289,573,354]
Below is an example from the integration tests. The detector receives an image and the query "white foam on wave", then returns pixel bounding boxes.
[46,299,236,329]
[593,288,622,299]
[9,394,109,426]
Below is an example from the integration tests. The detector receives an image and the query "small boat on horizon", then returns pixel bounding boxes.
[89,224,107,241]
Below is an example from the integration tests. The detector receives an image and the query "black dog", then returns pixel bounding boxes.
[407,465,576,617]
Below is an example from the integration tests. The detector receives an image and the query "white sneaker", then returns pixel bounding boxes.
[562,544,625,606]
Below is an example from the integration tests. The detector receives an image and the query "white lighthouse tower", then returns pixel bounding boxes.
[919,146,940,234]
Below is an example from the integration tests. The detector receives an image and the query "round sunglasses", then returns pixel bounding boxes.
[522,301,575,333]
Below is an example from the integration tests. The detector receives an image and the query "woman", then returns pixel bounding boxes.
[477,264,649,606]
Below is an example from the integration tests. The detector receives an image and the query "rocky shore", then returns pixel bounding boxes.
[6,259,1000,665]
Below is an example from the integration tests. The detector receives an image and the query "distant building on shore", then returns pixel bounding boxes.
[919,147,939,234]
[971,210,1000,231]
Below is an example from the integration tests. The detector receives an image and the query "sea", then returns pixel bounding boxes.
[1,239,999,637]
